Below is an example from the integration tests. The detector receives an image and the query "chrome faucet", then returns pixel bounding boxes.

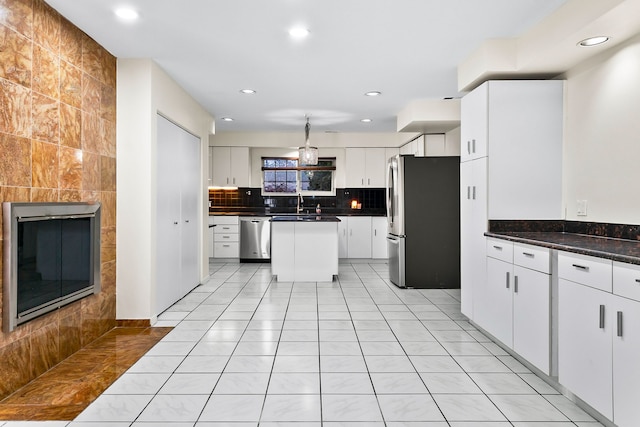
[297,193,304,213]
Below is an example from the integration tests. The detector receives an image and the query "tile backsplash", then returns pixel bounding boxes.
[210,187,386,215]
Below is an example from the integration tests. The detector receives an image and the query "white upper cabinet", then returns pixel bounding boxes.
[211,146,250,187]
[345,148,386,188]
[460,83,488,162]
[462,80,564,219]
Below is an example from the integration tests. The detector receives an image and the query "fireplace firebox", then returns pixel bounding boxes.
[2,202,101,332]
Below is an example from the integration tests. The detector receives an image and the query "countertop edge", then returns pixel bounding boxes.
[485,231,640,265]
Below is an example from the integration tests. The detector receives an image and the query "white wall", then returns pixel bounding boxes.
[562,33,640,224]
[117,59,214,321]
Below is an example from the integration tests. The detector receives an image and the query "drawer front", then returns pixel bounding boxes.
[486,238,513,263]
[212,216,239,225]
[558,252,612,292]
[513,243,550,274]
[613,261,640,302]
[214,224,239,234]
[214,233,239,243]
[214,242,239,258]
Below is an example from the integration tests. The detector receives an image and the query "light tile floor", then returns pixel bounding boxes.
[1,261,606,427]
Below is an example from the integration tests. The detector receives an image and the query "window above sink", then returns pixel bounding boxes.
[261,157,336,197]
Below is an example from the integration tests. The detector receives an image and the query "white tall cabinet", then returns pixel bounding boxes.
[460,80,564,320]
[156,115,201,315]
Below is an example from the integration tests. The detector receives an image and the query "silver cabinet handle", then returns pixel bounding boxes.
[226,177,229,185]
[467,186,471,200]
[506,272,510,289]
[361,178,364,185]
[368,178,370,185]
[617,311,623,337]
[572,264,589,271]
[472,139,476,153]
[599,305,605,329]
[523,252,535,258]
[467,140,471,154]
[374,229,377,236]
[222,236,230,239]
[472,186,476,200]
[223,244,230,247]
[173,221,178,225]
[493,245,503,250]
[185,220,190,223]
[514,276,519,293]
[635,279,640,283]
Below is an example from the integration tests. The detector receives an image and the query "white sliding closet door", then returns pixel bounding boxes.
[156,114,201,315]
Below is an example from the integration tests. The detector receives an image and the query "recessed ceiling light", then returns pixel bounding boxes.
[221,117,234,122]
[114,7,139,21]
[361,118,372,123]
[289,27,310,38]
[239,89,256,94]
[577,36,609,47]
[365,91,381,97]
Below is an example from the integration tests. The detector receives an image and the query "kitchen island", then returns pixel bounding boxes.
[270,215,340,282]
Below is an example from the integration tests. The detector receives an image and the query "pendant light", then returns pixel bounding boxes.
[298,116,318,165]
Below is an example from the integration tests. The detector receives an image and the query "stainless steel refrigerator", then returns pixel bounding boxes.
[386,155,460,288]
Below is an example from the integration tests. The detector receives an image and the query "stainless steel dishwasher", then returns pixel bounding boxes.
[239,217,271,261]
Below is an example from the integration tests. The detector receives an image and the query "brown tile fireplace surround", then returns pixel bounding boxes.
[0,0,119,405]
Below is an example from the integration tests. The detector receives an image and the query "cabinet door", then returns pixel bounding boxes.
[347,216,372,258]
[487,81,563,220]
[156,116,182,313]
[180,130,201,296]
[337,216,348,258]
[482,257,513,347]
[371,216,387,259]
[460,161,474,317]
[460,82,488,162]
[230,146,250,187]
[613,295,640,427]
[558,279,613,419]
[513,265,550,374]
[211,146,231,187]
[208,147,214,186]
[365,148,386,187]
[462,158,487,320]
[345,148,367,187]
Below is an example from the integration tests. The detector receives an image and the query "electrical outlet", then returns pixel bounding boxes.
[577,200,588,216]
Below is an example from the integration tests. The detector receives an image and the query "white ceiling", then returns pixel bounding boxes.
[44,0,569,132]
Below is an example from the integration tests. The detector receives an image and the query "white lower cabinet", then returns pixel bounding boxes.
[371,216,387,259]
[346,216,372,258]
[337,216,387,259]
[212,216,239,258]
[337,216,348,258]
[558,254,640,426]
[480,238,551,374]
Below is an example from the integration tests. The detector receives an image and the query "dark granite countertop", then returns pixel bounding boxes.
[485,231,640,265]
[210,210,384,217]
[271,215,341,222]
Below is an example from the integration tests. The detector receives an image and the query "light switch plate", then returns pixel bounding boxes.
[577,200,588,216]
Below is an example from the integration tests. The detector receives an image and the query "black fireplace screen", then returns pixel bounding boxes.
[3,202,101,332]
[17,218,92,314]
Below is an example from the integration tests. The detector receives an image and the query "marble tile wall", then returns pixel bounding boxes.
[0,0,117,400]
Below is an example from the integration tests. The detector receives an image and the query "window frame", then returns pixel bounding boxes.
[261,156,337,196]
